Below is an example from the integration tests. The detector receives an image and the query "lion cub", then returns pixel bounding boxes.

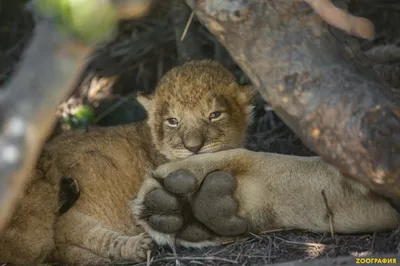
[0,60,254,266]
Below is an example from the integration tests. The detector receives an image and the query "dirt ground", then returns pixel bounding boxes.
[1,1,399,265]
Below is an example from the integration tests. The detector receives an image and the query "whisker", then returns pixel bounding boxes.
[200,143,238,153]
[172,150,194,159]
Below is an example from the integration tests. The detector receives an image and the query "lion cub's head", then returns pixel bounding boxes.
[138,60,254,160]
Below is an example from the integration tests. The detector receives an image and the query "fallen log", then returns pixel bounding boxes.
[184,0,400,199]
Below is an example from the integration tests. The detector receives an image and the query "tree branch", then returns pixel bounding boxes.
[185,0,400,199]
[0,20,91,231]
[0,0,153,231]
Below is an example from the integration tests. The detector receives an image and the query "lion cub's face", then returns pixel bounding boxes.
[138,60,254,160]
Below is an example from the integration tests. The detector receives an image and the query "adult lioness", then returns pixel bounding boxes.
[0,60,255,265]
[0,166,80,265]
[132,149,400,247]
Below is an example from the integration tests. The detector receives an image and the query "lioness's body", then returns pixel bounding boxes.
[48,123,164,264]
[0,169,62,265]
[134,149,400,247]
[0,60,254,265]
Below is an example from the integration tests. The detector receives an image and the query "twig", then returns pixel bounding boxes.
[146,249,151,266]
[260,228,291,234]
[276,239,326,248]
[94,92,136,123]
[180,11,195,41]
[321,190,335,238]
[370,231,377,251]
[249,228,288,240]
[172,237,181,266]
[155,256,238,264]
[172,0,203,63]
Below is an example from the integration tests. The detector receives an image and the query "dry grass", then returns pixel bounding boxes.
[127,229,400,266]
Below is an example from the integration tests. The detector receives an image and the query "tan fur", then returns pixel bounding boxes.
[140,59,254,160]
[0,169,60,265]
[133,149,400,247]
[0,60,254,265]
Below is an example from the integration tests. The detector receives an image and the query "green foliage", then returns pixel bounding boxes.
[33,0,117,43]
[74,105,95,123]
[61,105,95,130]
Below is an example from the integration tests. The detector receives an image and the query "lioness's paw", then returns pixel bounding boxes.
[132,169,248,248]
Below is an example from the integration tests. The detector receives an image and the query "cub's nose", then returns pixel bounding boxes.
[184,143,203,153]
[183,134,204,154]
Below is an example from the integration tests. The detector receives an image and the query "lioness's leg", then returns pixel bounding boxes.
[132,149,400,247]
[132,149,251,247]
[54,210,154,265]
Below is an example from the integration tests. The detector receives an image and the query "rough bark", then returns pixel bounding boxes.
[185,0,400,199]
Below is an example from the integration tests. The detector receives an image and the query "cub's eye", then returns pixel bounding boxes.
[166,118,179,127]
[209,111,222,121]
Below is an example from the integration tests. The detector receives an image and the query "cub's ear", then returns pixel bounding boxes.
[137,93,154,112]
[238,85,256,104]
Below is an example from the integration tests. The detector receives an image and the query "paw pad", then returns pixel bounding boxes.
[191,171,248,236]
[144,189,179,212]
[163,169,197,194]
[148,214,184,234]
[137,169,248,244]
